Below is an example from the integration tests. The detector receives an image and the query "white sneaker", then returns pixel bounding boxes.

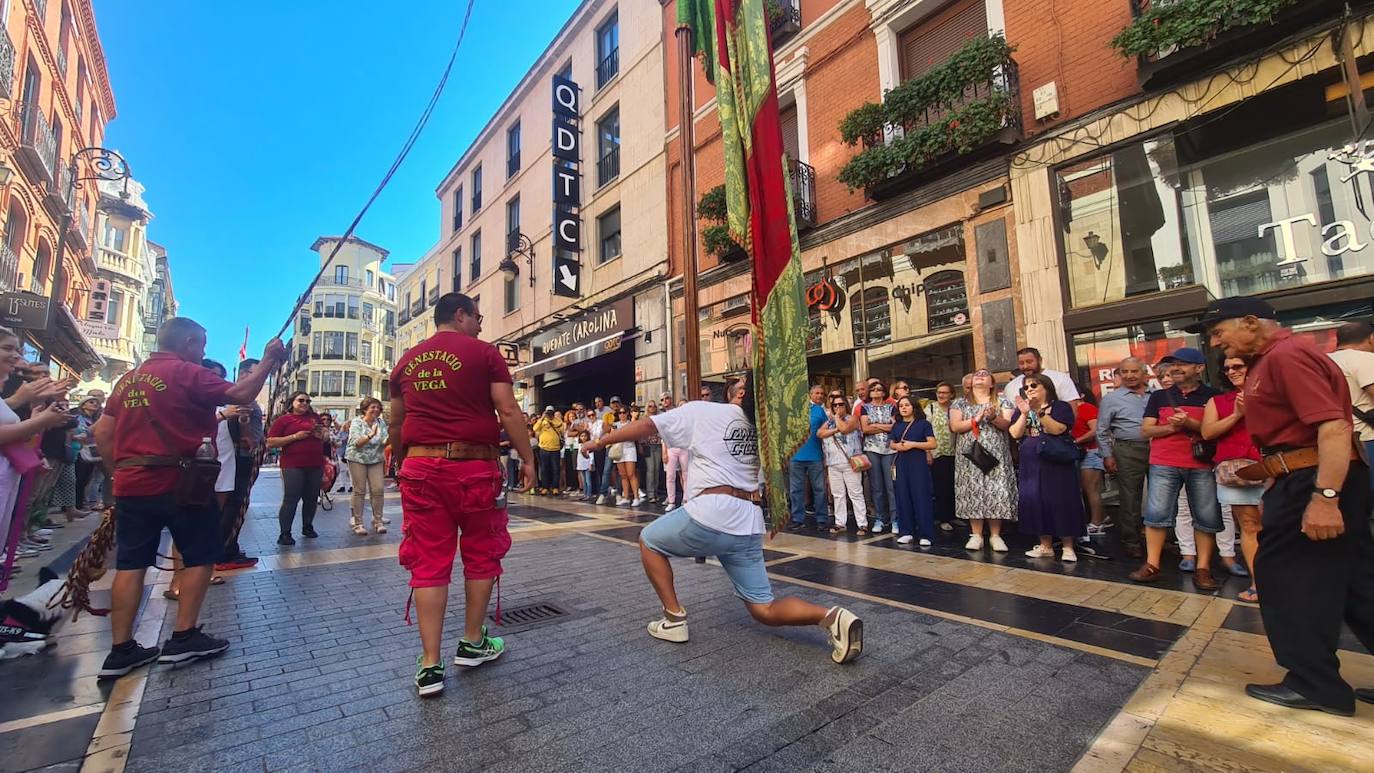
[632,495,646,507]
[33,528,53,537]
[595,495,607,505]
[616,497,631,506]
[1025,545,1055,558]
[1061,548,1078,563]
[825,607,863,664]
[897,535,914,544]
[990,535,1009,553]
[939,522,953,532]
[964,534,984,550]
[647,616,689,643]
[918,538,932,547]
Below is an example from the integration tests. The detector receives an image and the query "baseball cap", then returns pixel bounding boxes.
[1183,297,1277,333]
[1159,347,1206,365]
[610,396,622,403]
[544,405,555,412]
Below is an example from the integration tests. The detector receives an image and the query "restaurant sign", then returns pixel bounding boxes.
[0,292,50,330]
[531,296,633,361]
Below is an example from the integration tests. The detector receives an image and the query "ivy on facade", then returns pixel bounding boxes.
[1110,0,1298,59]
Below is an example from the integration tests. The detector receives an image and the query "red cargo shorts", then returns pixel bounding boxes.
[397,457,511,588]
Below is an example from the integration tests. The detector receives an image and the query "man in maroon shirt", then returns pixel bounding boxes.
[1192,297,1374,716]
[389,293,534,697]
[92,318,286,679]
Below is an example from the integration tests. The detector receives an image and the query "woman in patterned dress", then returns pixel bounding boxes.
[949,368,1018,552]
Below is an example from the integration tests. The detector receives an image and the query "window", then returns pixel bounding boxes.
[596,13,619,89]
[312,331,322,354]
[452,247,462,291]
[106,290,123,329]
[362,301,375,323]
[320,371,343,396]
[386,282,395,301]
[343,373,356,397]
[360,340,373,364]
[506,197,520,252]
[310,371,320,394]
[504,274,519,314]
[404,291,412,315]
[383,345,395,366]
[345,333,358,359]
[898,0,987,83]
[507,122,521,179]
[365,269,374,287]
[471,166,483,212]
[360,375,374,396]
[347,296,359,319]
[385,309,395,332]
[598,206,622,264]
[419,279,427,307]
[296,343,308,362]
[334,265,348,284]
[470,231,482,280]
[597,107,620,187]
[850,287,891,347]
[452,185,463,232]
[321,331,345,358]
[557,60,572,81]
[102,221,128,252]
[781,103,800,164]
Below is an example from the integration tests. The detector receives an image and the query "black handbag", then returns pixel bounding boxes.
[962,421,1000,474]
[1032,405,1083,465]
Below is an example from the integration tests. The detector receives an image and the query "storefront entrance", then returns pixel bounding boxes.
[535,341,636,411]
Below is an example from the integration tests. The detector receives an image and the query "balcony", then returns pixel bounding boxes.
[15,102,58,186]
[768,0,802,46]
[55,45,67,78]
[597,150,620,187]
[398,307,411,325]
[596,47,619,90]
[0,30,15,100]
[837,35,1021,201]
[427,286,439,305]
[96,248,148,284]
[1118,0,1367,89]
[44,164,70,218]
[0,242,18,293]
[788,158,816,229]
[317,275,364,289]
[68,202,92,254]
[409,299,424,318]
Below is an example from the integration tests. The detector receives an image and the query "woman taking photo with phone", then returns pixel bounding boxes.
[266,391,325,545]
[346,397,388,536]
[1011,375,1085,562]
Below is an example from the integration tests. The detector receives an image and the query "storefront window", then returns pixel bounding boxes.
[1060,120,1374,309]
[1071,321,1197,400]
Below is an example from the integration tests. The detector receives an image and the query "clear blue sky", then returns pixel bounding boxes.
[93,0,581,368]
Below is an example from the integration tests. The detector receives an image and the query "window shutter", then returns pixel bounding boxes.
[899,0,988,82]
[780,105,800,163]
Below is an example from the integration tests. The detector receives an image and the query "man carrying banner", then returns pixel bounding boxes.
[582,375,863,664]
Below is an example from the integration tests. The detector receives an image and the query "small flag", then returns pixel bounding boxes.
[238,326,249,362]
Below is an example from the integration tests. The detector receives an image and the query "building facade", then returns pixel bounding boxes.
[432,0,669,411]
[79,175,154,392]
[284,236,398,421]
[140,240,174,355]
[0,0,114,376]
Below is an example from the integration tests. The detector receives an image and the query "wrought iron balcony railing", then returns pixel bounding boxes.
[0,242,18,293]
[0,31,15,101]
[597,150,620,187]
[17,101,58,185]
[596,47,619,90]
[788,158,816,229]
[769,0,802,45]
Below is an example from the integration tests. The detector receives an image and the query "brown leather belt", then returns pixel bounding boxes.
[406,442,501,461]
[699,485,761,504]
[1237,446,1358,481]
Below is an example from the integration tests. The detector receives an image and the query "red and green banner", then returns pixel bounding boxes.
[678,0,809,531]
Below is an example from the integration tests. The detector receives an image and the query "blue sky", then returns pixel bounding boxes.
[93,0,581,368]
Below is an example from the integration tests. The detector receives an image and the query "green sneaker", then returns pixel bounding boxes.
[415,657,445,696]
[453,625,504,667]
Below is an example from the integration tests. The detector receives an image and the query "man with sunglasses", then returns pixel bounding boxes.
[389,293,535,697]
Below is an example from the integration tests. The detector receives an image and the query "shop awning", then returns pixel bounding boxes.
[35,301,104,375]
[511,331,629,381]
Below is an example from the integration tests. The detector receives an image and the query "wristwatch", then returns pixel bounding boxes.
[1314,487,1340,500]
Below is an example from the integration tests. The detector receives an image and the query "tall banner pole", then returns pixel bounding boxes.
[677,23,702,400]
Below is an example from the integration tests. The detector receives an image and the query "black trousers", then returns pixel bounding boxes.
[279,466,323,537]
[221,454,255,560]
[932,455,955,523]
[1257,464,1374,711]
[537,449,560,490]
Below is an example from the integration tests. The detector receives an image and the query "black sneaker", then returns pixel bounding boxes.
[414,657,445,697]
[158,627,229,665]
[99,641,160,679]
[302,528,319,538]
[278,534,296,546]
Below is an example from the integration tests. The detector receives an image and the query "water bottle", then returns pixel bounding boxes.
[196,437,216,460]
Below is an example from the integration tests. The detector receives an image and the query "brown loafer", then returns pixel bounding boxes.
[1128,563,1160,583]
[1193,567,1221,591]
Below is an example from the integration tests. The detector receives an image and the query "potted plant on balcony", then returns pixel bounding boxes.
[1111,0,1298,60]
[836,34,1020,198]
[697,186,747,263]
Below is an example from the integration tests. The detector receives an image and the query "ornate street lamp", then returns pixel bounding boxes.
[499,232,535,287]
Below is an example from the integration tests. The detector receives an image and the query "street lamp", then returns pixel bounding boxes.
[43,147,131,364]
[499,232,535,287]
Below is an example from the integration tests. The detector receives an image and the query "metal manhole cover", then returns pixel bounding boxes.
[491,601,579,632]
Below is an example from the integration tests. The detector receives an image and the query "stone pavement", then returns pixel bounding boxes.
[4,469,1372,772]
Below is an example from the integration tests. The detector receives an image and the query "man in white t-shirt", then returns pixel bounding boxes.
[1329,321,1374,499]
[1003,347,1082,406]
[581,375,863,664]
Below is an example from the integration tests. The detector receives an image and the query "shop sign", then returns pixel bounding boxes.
[1250,141,1374,267]
[78,319,118,340]
[531,296,633,361]
[551,73,583,293]
[0,292,50,330]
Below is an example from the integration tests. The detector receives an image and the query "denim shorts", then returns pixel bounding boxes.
[1144,464,1222,533]
[1216,481,1264,507]
[1080,448,1105,472]
[640,506,774,604]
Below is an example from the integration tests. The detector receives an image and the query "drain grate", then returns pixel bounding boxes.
[491,601,571,631]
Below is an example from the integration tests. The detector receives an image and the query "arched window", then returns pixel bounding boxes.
[32,239,52,292]
[726,327,752,372]
[2,202,28,291]
[925,270,968,332]
[851,286,891,347]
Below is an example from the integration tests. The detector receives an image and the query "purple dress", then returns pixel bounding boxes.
[1015,400,1086,538]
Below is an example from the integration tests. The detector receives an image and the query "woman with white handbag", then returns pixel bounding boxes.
[818,394,869,535]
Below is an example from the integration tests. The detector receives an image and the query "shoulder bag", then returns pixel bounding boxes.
[962,413,1000,474]
[829,421,871,473]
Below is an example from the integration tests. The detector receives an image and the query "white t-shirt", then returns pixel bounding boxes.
[651,401,764,535]
[1004,369,1082,404]
[1329,348,1374,442]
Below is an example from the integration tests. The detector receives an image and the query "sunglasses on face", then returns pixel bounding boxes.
[297,398,312,404]
[1223,364,1246,372]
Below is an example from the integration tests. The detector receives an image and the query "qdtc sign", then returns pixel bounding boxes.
[551,73,583,298]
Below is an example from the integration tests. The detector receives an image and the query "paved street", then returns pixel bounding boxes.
[3,469,1372,772]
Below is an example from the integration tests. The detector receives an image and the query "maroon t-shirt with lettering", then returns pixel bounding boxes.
[104,352,233,497]
[1245,329,1351,450]
[389,331,512,447]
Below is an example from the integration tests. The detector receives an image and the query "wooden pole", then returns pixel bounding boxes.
[676,24,702,400]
